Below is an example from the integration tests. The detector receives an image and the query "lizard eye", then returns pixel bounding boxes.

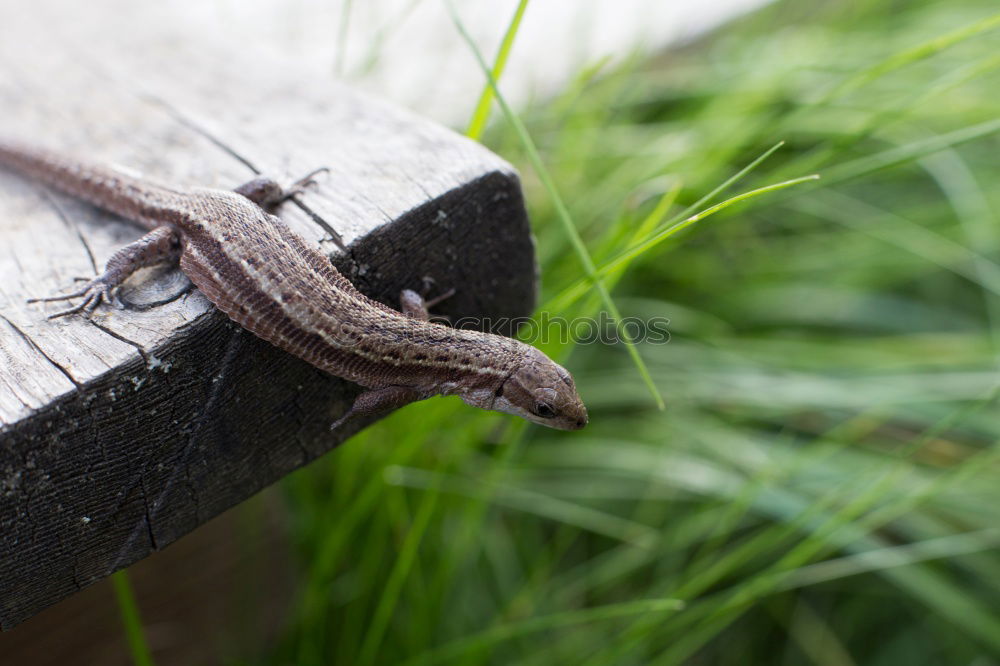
[535,403,556,418]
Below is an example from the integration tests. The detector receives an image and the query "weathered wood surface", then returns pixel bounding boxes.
[0,4,537,629]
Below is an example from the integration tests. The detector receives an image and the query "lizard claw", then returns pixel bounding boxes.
[329,410,354,432]
[420,277,456,310]
[424,287,455,310]
[27,278,119,319]
[281,167,330,202]
[234,169,330,208]
[418,276,455,307]
[419,275,437,296]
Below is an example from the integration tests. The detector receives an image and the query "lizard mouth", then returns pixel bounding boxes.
[490,373,513,412]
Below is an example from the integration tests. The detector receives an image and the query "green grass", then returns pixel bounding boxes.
[235,1,1000,664]
[112,571,154,666]
[464,0,529,141]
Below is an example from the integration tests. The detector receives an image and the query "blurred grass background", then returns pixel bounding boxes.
[260,0,1000,663]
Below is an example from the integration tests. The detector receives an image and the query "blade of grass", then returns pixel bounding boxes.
[783,599,855,666]
[447,0,665,409]
[922,146,1000,359]
[630,178,682,244]
[608,175,819,282]
[465,0,529,140]
[780,528,1000,590]
[816,11,1000,105]
[355,0,427,75]
[652,140,786,237]
[356,480,443,666]
[549,174,820,311]
[657,386,1000,662]
[111,571,154,666]
[564,142,783,313]
[821,118,1000,187]
[605,386,1000,663]
[333,0,354,77]
[569,179,683,317]
[294,418,454,662]
[781,52,1000,178]
[792,190,1000,297]
[403,597,684,666]
[415,417,531,661]
[545,141,794,312]
[386,465,659,547]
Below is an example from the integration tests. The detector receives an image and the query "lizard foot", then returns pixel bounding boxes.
[27,225,181,319]
[234,168,330,209]
[420,276,456,307]
[27,277,121,319]
[330,386,423,431]
[282,167,330,202]
[400,277,456,321]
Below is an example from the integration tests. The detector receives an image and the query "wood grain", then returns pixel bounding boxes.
[0,3,536,629]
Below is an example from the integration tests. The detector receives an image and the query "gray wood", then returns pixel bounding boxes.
[0,4,537,629]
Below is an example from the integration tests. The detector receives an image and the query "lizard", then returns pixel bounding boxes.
[0,139,588,431]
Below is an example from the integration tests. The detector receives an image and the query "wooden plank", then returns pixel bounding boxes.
[0,4,537,629]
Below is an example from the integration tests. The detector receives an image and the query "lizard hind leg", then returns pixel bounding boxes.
[400,277,456,321]
[28,225,181,319]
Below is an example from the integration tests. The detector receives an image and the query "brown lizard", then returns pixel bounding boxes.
[0,140,588,430]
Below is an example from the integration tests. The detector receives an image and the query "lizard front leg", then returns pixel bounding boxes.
[330,385,425,431]
[29,225,181,318]
[233,169,329,210]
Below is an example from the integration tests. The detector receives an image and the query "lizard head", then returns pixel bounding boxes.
[482,346,588,430]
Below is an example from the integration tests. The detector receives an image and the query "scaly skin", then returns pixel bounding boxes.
[0,140,588,430]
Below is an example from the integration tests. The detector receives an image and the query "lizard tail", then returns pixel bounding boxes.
[0,138,185,230]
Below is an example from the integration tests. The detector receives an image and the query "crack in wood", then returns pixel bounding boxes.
[107,325,245,574]
[43,191,99,275]
[138,93,262,174]
[140,93,348,250]
[139,476,158,551]
[87,320,150,365]
[287,196,348,252]
[0,315,81,389]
